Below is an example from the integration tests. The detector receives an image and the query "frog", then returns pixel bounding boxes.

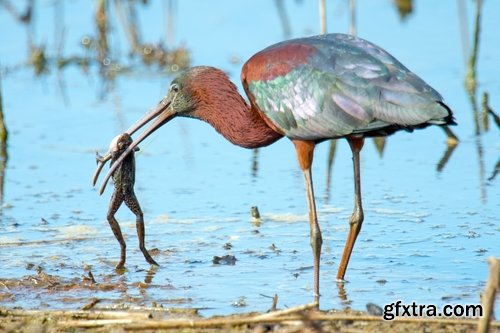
[94,133,159,269]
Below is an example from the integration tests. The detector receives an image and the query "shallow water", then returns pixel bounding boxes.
[0,0,498,317]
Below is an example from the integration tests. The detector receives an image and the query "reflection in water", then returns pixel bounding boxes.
[348,0,356,35]
[437,129,459,173]
[474,135,487,202]
[114,0,141,53]
[436,144,458,173]
[392,0,413,20]
[251,149,259,179]
[274,0,292,39]
[442,127,459,146]
[483,91,500,182]
[463,0,483,134]
[0,72,7,204]
[115,266,126,276]
[54,1,71,106]
[488,160,500,182]
[95,0,109,66]
[485,96,500,128]
[462,0,491,202]
[464,0,481,102]
[144,265,158,285]
[0,0,32,23]
[481,92,496,131]
[336,281,352,308]
[29,46,48,76]
[457,0,469,64]
[318,0,326,35]
[324,140,336,203]
[1,0,190,98]
[165,0,177,46]
[372,137,386,158]
[0,145,7,204]
[5,0,51,76]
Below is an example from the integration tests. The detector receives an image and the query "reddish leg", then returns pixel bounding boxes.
[293,140,321,304]
[107,191,127,269]
[337,137,365,280]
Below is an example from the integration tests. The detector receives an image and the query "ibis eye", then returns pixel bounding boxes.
[170,83,180,93]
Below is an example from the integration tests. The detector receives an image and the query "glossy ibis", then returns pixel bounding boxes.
[93,33,455,300]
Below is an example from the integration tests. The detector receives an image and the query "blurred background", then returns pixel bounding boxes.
[0,0,498,315]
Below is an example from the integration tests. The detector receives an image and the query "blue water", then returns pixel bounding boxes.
[0,0,498,316]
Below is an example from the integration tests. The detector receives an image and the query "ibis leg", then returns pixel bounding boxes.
[292,140,321,302]
[123,190,159,266]
[337,137,365,280]
[303,168,323,301]
[107,192,127,269]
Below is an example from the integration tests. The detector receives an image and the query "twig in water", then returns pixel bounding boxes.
[477,257,499,333]
[81,298,100,311]
[271,294,278,312]
[254,302,317,321]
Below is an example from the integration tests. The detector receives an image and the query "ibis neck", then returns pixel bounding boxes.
[188,73,283,149]
[204,101,284,149]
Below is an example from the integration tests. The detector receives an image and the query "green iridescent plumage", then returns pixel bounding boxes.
[245,34,453,140]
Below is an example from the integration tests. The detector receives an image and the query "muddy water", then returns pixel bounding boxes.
[0,0,498,317]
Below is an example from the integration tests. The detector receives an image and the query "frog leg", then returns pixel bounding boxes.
[107,190,127,269]
[123,189,159,266]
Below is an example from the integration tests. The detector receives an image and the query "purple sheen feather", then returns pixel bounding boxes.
[332,94,370,121]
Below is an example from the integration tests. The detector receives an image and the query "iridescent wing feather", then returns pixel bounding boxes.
[243,34,452,140]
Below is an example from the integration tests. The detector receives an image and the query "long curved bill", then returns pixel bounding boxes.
[94,96,175,195]
[92,152,112,187]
